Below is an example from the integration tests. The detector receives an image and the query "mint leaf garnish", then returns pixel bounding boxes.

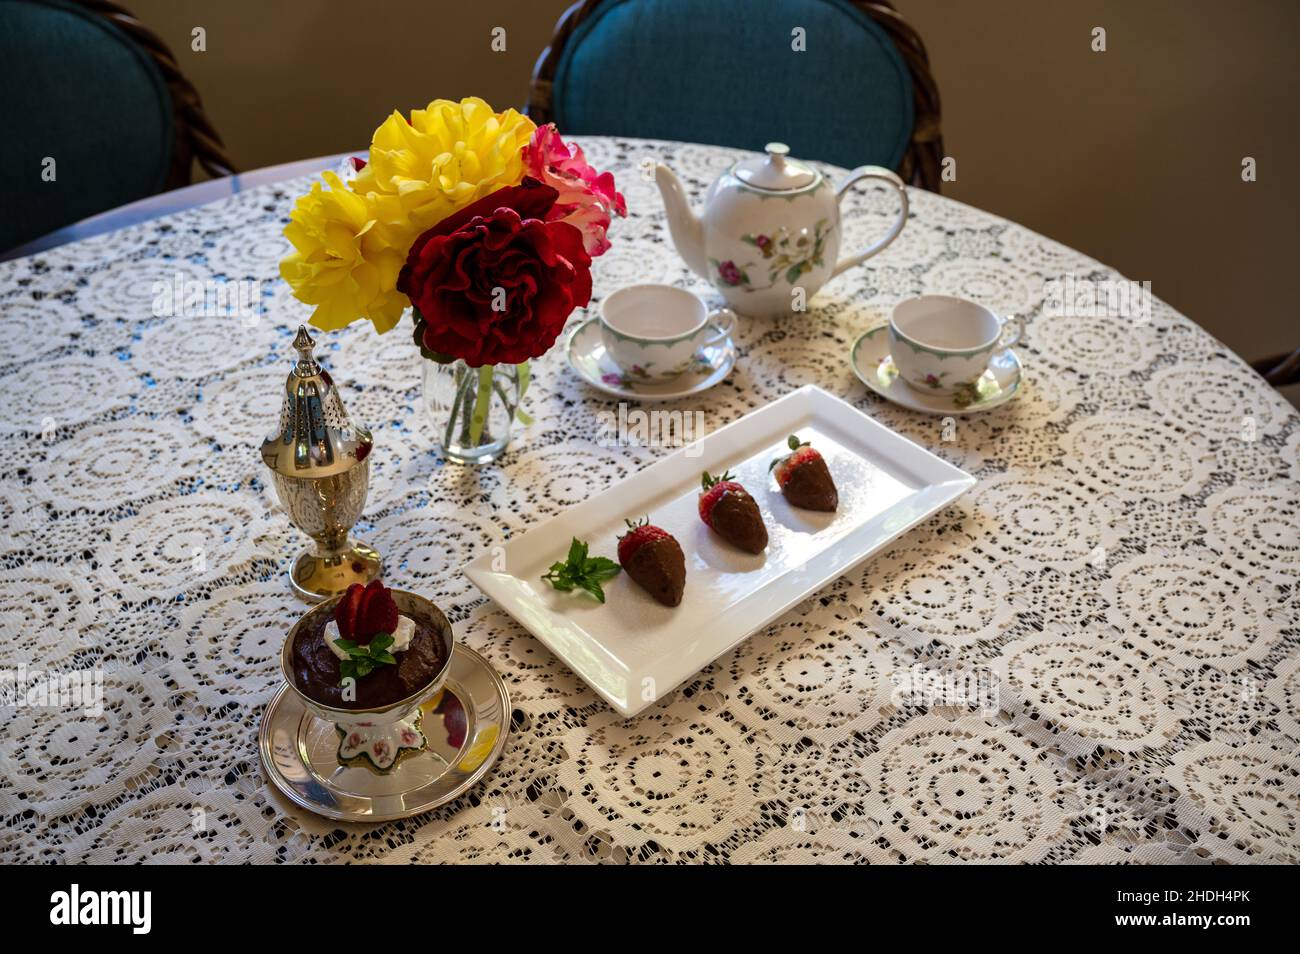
[542,537,622,603]
[335,632,398,686]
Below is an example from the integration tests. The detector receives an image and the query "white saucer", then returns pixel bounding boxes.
[565,316,736,402]
[850,324,1023,415]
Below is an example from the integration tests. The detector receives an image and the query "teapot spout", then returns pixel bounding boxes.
[654,164,707,278]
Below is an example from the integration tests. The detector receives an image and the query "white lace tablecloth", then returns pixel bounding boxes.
[2,137,1298,864]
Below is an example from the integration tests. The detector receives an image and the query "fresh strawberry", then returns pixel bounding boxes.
[334,579,398,645]
[770,434,838,511]
[699,471,768,553]
[617,517,686,607]
[360,579,399,642]
[334,583,365,643]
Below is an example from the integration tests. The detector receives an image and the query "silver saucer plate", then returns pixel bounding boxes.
[259,643,510,822]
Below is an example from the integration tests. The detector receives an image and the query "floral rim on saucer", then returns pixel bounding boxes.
[566,315,735,401]
[850,325,1022,415]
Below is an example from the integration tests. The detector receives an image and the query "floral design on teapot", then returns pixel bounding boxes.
[656,142,908,318]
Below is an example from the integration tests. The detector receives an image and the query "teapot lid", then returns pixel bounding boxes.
[734,142,818,191]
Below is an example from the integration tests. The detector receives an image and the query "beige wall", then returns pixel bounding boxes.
[130,0,1299,362]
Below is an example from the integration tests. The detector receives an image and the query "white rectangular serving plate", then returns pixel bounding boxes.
[466,385,975,717]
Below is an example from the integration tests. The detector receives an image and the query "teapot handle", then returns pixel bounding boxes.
[830,166,909,278]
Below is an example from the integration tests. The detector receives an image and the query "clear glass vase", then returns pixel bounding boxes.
[422,359,525,466]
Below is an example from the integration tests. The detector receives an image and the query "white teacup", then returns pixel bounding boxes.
[600,284,735,383]
[889,295,1023,394]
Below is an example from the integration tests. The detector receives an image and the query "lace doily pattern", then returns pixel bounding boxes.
[1,137,1297,864]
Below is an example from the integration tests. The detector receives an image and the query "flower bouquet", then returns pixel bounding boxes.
[280,97,625,464]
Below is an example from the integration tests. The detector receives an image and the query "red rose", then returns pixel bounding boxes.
[397,178,593,367]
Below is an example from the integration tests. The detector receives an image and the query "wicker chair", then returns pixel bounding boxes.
[527,0,943,191]
[83,0,236,186]
[1,0,236,251]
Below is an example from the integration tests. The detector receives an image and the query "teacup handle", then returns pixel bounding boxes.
[701,307,737,347]
[998,313,1024,351]
[830,166,909,278]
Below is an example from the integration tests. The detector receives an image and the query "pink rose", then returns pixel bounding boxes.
[523,124,627,257]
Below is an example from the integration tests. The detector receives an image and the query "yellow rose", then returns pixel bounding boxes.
[353,97,536,245]
[279,171,408,333]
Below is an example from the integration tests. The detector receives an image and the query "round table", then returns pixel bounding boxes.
[2,137,1297,864]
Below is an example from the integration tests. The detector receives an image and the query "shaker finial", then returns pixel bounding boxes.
[292,325,319,373]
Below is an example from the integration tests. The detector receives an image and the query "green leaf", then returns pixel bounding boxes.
[579,580,608,604]
[541,537,621,601]
[542,560,576,590]
[336,627,401,686]
[585,557,621,582]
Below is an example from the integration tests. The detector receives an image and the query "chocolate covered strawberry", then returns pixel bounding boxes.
[770,434,838,511]
[617,517,686,607]
[698,471,768,554]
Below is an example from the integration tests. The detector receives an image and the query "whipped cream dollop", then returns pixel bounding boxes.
[324,615,416,661]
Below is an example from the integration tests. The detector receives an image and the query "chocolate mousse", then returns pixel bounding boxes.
[290,581,446,710]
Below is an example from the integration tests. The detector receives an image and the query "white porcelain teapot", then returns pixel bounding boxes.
[655,143,908,318]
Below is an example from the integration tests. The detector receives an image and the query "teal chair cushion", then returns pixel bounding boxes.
[0,0,173,252]
[551,0,913,171]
